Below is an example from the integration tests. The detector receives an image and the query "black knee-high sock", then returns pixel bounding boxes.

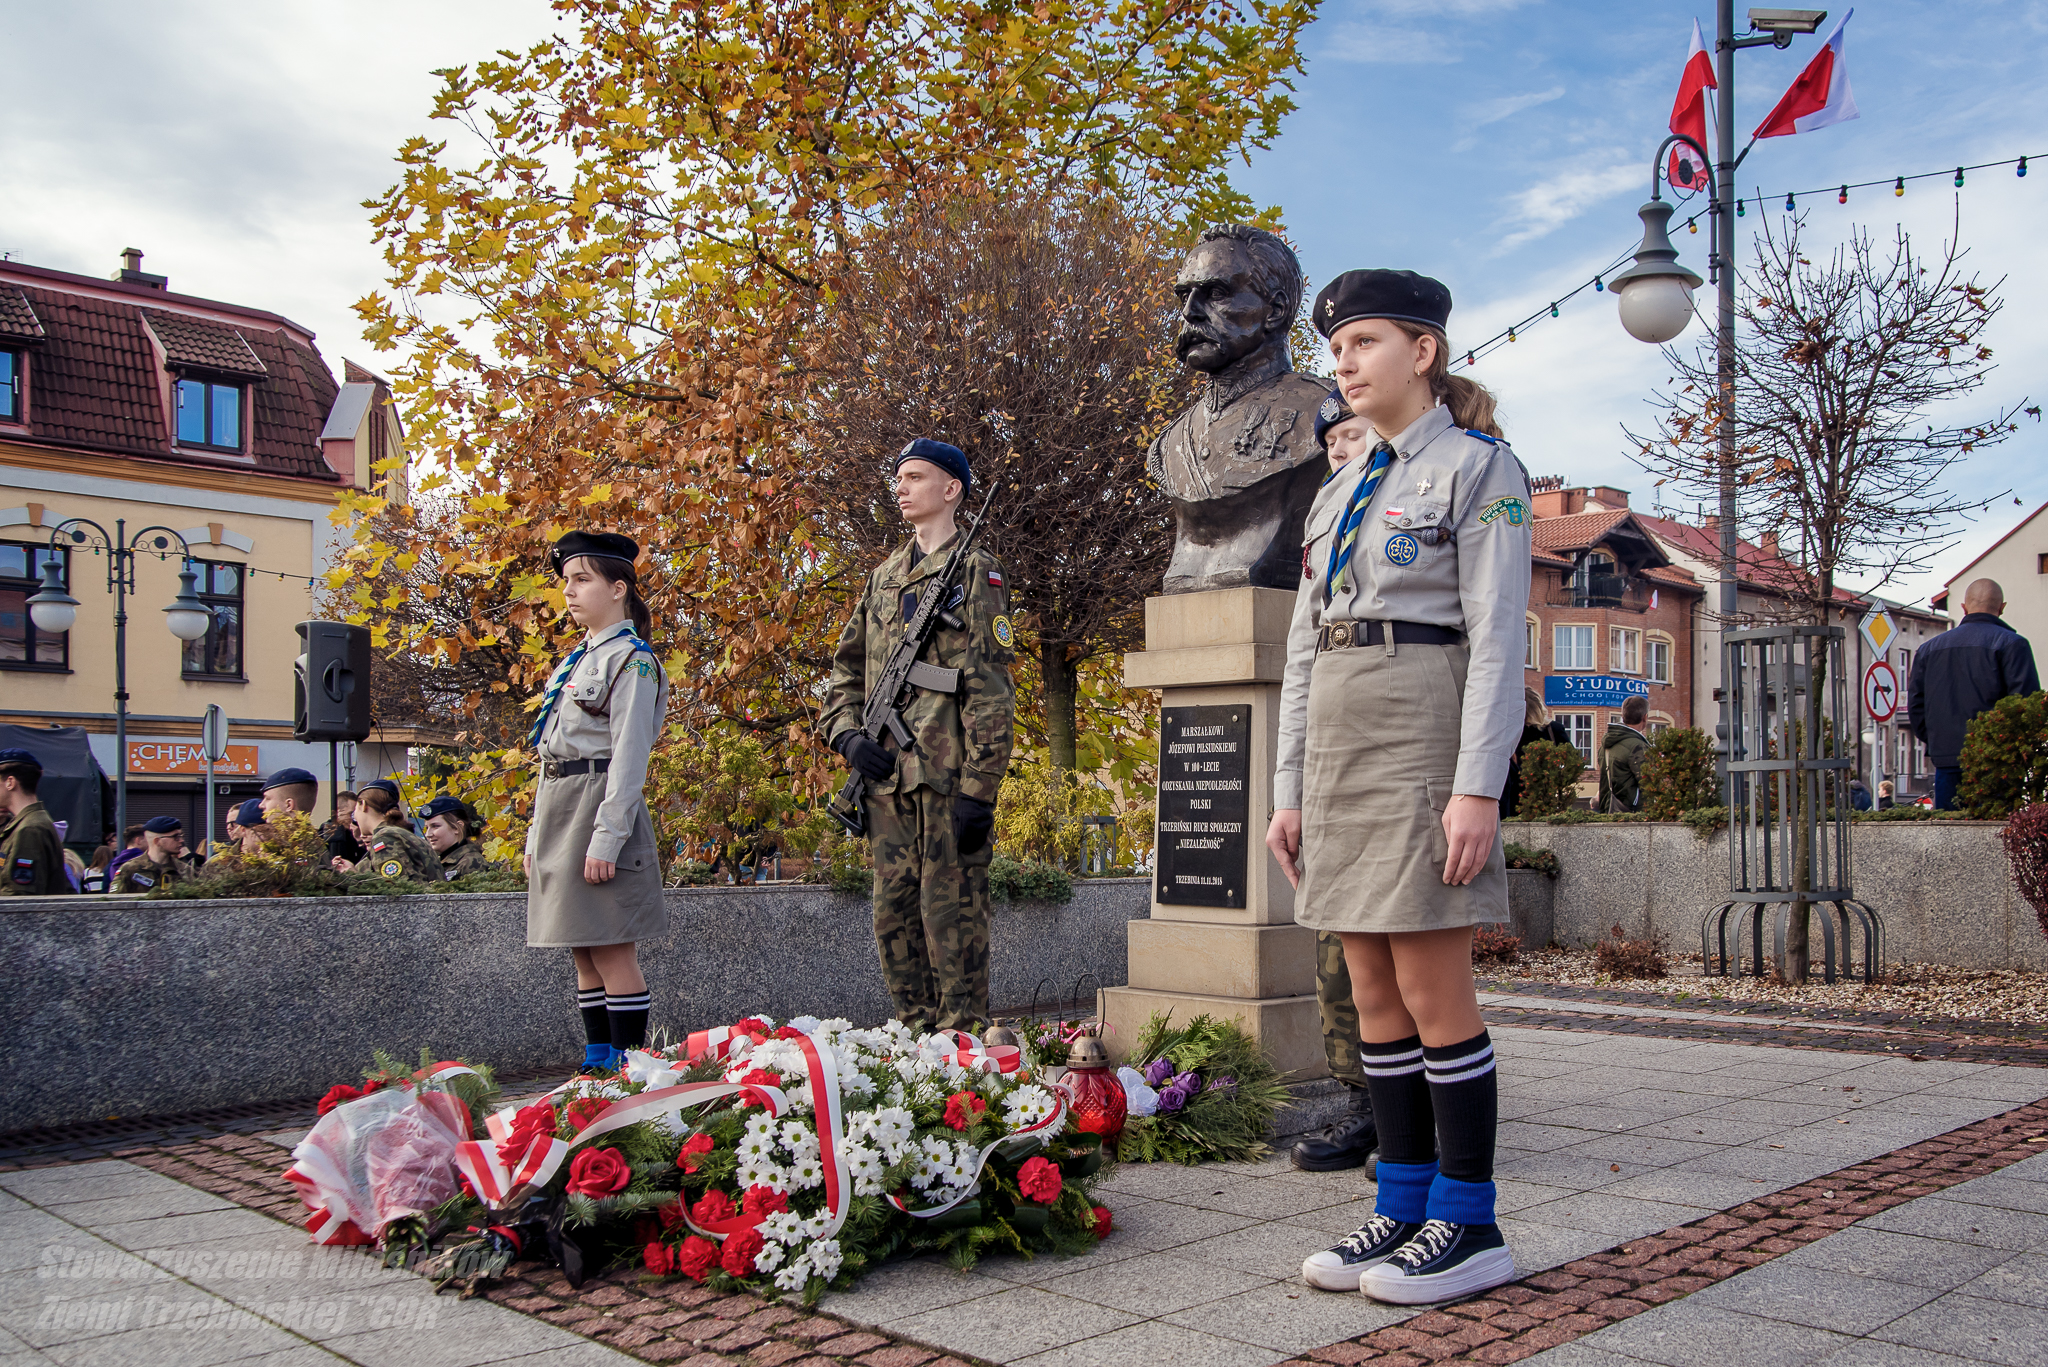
[1361,1036,1435,1165]
[606,990,651,1052]
[1423,1030,1498,1185]
[577,987,610,1046]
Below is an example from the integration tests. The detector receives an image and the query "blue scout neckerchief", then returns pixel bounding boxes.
[1324,441,1396,604]
[529,621,645,747]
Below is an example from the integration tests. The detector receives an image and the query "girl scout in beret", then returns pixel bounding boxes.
[525,531,670,1072]
[1268,269,1533,1304]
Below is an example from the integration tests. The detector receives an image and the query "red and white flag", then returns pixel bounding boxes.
[1667,18,1716,191]
[1754,9,1859,139]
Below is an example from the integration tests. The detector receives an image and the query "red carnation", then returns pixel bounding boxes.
[1017,1155,1062,1204]
[564,1147,631,1198]
[657,1200,688,1232]
[675,1235,718,1281]
[740,1068,783,1088]
[773,1025,807,1040]
[643,1240,674,1275]
[360,1078,386,1094]
[733,1018,770,1036]
[563,1097,608,1132]
[317,1084,361,1116]
[677,1133,716,1173]
[943,1090,988,1132]
[1090,1205,1113,1239]
[690,1189,736,1225]
[720,1227,765,1277]
[741,1185,789,1219]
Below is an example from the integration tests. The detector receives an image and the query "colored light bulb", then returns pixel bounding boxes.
[1550,302,1559,317]
[1955,167,1965,187]
[1785,192,1796,211]
[1838,185,1848,204]
[1894,176,1905,197]
[2019,157,2029,178]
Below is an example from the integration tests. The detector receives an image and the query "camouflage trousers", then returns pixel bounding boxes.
[1318,931,1368,1089]
[869,783,991,1032]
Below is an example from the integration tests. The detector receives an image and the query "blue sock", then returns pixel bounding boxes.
[1374,1159,1438,1224]
[1427,1172,1498,1226]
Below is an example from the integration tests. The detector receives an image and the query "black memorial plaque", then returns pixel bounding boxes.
[1154,704,1252,908]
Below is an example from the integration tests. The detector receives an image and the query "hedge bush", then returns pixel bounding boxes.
[1639,727,1719,819]
[1517,740,1585,817]
[1957,691,2048,819]
[1999,802,2048,943]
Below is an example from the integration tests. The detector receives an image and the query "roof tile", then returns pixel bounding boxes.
[0,285,42,342]
[142,310,268,378]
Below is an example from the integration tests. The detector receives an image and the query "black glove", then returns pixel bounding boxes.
[953,795,996,856]
[835,731,896,782]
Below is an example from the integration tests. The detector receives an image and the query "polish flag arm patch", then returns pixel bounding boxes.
[988,570,1003,587]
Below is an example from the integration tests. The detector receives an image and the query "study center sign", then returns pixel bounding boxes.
[1543,675,1652,709]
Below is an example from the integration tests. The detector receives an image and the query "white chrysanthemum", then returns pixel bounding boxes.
[737,1158,789,1191]
[864,1106,915,1152]
[806,1238,843,1281]
[784,1082,814,1114]
[886,1079,907,1108]
[752,1239,786,1272]
[786,1014,823,1034]
[779,1122,820,1162]
[737,1127,776,1164]
[788,1155,825,1189]
[817,1017,853,1036]
[760,1210,806,1243]
[840,1071,877,1099]
[911,1152,945,1191]
[943,1146,979,1189]
[1001,1084,1057,1129]
[773,1260,809,1292]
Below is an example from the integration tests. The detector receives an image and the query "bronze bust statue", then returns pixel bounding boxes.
[1148,224,1330,595]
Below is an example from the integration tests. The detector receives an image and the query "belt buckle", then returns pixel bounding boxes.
[544,760,561,779]
[1330,621,1352,650]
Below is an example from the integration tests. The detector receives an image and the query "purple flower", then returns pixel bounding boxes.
[1205,1076,1237,1096]
[1142,1058,1175,1087]
[1171,1071,1199,1095]
[1156,1083,1192,1114]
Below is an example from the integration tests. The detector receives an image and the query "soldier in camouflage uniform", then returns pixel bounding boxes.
[822,439,1016,1032]
[337,788,441,884]
[422,795,494,879]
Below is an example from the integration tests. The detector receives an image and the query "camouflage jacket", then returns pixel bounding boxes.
[822,531,1017,804]
[1,802,73,896]
[440,840,493,880]
[362,823,442,884]
[112,849,194,895]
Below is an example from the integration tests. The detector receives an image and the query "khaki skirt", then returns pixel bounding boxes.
[1296,639,1508,934]
[526,769,667,948]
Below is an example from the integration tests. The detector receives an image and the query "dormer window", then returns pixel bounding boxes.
[0,349,19,421]
[177,377,242,451]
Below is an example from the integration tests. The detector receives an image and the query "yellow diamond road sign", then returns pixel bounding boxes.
[1860,605,1898,658]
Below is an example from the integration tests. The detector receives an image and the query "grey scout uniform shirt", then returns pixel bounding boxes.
[524,622,671,866]
[1275,404,1534,809]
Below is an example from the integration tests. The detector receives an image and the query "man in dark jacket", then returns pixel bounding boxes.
[0,749,74,896]
[1909,579,2041,809]
[1598,696,1651,812]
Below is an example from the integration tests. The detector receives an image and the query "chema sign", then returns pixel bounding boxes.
[1543,675,1652,709]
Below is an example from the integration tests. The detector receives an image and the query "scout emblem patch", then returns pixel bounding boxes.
[379,859,405,878]
[1318,394,1343,423]
[1479,496,1528,526]
[992,615,1014,648]
[1384,533,1421,566]
[634,658,652,678]
[12,857,35,886]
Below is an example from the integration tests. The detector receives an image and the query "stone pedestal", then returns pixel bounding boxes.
[1098,587,1325,1078]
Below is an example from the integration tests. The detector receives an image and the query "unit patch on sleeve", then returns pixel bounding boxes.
[12,857,37,887]
[991,615,1014,649]
[1478,497,1528,526]
[634,658,652,678]
[988,570,1003,587]
[379,859,405,879]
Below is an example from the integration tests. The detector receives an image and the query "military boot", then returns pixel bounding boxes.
[1290,1085,1378,1172]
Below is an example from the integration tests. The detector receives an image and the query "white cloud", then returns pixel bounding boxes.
[1321,22,1462,64]
[1466,86,1568,130]
[1493,156,1646,253]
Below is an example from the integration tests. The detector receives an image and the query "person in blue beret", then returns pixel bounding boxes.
[421,795,493,879]
[113,815,195,894]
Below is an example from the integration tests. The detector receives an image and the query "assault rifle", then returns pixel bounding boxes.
[827,480,1002,838]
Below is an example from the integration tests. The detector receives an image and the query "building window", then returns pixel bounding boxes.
[1610,626,1642,675]
[1895,732,1909,778]
[1525,617,1539,670]
[1560,712,1595,762]
[1554,623,1595,671]
[1913,740,1926,777]
[1647,636,1672,684]
[175,378,242,451]
[1895,646,1911,680]
[1,544,69,670]
[2038,552,2047,575]
[0,349,19,422]
[181,559,244,678]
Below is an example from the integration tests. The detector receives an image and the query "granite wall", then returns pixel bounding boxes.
[1501,820,2044,972]
[0,878,1148,1133]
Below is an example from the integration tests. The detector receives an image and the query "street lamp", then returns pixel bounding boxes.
[27,518,210,843]
[1611,189,1705,345]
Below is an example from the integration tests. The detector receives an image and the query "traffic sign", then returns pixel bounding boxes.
[201,703,230,762]
[1859,605,1898,659]
[1863,660,1899,722]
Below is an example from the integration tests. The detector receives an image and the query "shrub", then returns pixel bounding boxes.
[1503,842,1559,877]
[1999,802,2048,943]
[1471,924,1522,964]
[158,810,334,898]
[993,757,1121,868]
[1639,727,1719,818]
[800,830,874,896]
[1517,740,1585,818]
[989,854,1074,903]
[1958,692,2048,819]
[1594,923,1666,979]
[1679,806,1730,841]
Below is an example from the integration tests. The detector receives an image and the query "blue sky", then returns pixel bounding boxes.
[5,0,2042,606]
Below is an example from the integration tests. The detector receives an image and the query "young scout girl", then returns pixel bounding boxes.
[1267,269,1533,1304]
[524,531,670,1072]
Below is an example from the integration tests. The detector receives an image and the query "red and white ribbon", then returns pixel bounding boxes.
[681,1033,849,1244]
[937,1029,1021,1076]
[886,1086,1067,1220]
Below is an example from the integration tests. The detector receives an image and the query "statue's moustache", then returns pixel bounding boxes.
[1175,323,1222,355]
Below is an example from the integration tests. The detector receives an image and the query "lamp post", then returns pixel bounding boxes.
[26,519,212,843]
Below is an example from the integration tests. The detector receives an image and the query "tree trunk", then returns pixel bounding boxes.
[1784,629,1830,984]
[1041,637,1079,776]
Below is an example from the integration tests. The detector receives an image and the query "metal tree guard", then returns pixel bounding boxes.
[1703,624,1884,984]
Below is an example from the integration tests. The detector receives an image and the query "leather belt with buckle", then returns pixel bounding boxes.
[1317,620,1464,653]
[543,758,611,779]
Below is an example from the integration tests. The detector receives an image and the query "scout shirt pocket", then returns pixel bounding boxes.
[567,655,610,709]
[1378,498,1451,570]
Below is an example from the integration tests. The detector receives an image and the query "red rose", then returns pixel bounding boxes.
[741,1185,788,1219]
[657,1200,688,1232]
[943,1091,988,1132]
[690,1189,736,1225]
[1017,1155,1062,1204]
[563,1097,608,1132]
[675,1235,719,1281]
[719,1227,765,1278]
[677,1133,716,1173]
[773,1025,807,1040]
[733,1018,770,1036]
[317,1084,361,1117]
[564,1147,631,1198]
[458,1175,476,1199]
[360,1078,385,1094]
[643,1240,674,1275]
[1091,1205,1113,1239]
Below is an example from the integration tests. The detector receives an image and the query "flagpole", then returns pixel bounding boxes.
[1715,0,1740,749]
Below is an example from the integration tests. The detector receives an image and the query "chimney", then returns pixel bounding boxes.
[115,248,168,291]
[1762,531,1781,559]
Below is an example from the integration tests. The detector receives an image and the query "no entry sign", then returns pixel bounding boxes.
[1863,660,1900,721]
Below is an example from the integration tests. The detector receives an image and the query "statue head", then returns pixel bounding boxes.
[1172,224,1303,375]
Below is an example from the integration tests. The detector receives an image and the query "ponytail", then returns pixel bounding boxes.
[1395,322,1502,439]
[623,581,653,641]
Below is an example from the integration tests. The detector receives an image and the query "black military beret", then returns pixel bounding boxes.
[1313,387,1359,450]
[1312,269,1454,338]
[894,438,970,492]
[143,815,183,834]
[420,795,470,822]
[550,530,641,576]
[261,766,319,792]
[0,748,41,773]
[234,799,265,826]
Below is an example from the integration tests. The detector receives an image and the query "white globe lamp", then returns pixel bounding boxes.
[1612,199,1704,345]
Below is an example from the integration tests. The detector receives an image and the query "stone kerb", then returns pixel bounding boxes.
[0,878,1149,1133]
[1501,819,2042,971]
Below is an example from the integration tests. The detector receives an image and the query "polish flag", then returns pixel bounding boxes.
[1753,10,1860,139]
[1667,19,1716,191]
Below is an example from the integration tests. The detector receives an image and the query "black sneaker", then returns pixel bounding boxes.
[1300,1215,1423,1291]
[1359,1219,1516,1304]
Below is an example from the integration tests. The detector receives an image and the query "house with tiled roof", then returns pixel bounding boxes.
[1931,498,2048,659]
[0,250,422,845]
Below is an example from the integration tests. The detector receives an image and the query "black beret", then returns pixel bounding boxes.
[234,799,265,827]
[1313,269,1454,338]
[894,438,970,492]
[550,530,641,576]
[1313,388,1359,450]
[420,795,471,822]
[0,748,41,772]
[261,766,319,792]
[143,815,183,834]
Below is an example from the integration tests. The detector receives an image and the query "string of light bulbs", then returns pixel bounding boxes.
[1451,151,2039,373]
[65,543,327,588]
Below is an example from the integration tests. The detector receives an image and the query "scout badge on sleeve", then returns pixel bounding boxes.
[11,857,36,888]
[1479,496,1528,526]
